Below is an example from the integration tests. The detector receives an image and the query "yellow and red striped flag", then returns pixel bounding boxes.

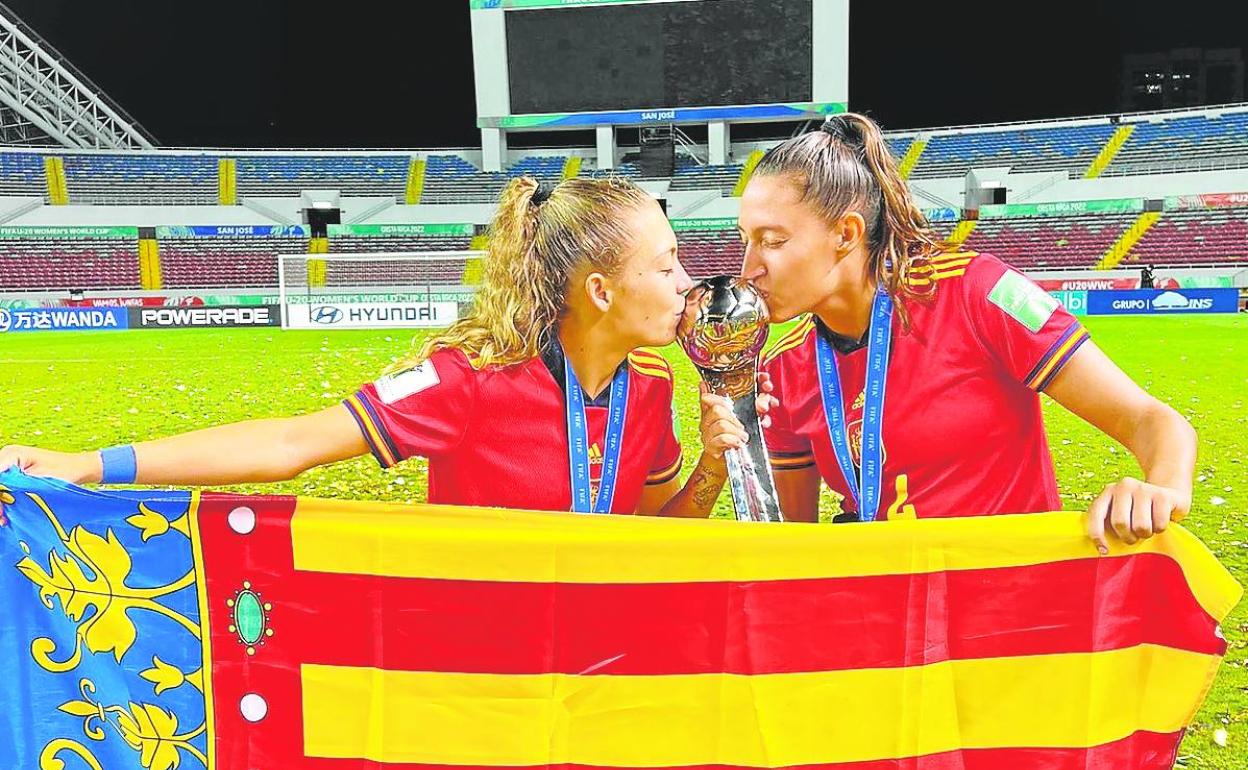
[0,471,1239,770]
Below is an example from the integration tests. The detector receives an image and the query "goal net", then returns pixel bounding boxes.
[277,250,485,330]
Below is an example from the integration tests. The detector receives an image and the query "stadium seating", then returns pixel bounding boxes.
[0,152,49,199]
[887,136,913,161]
[929,219,961,241]
[63,154,218,204]
[158,234,309,289]
[2,204,1245,293]
[3,105,1248,207]
[676,229,744,278]
[328,234,474,255]
[0,238,140,290]
[420,155,567,204]
[908,124,1118,179]
[235,155,410,197]
[669,158,745,195]
[327,233,477,286]
[420,155,555,203]
[315,257,471,289]
[960,213,1138,270]
[418,155,487,203]
[509,156,567,181]
[1123,207,1248,266]
[1103,112,1248,176]
[584,160,642,179]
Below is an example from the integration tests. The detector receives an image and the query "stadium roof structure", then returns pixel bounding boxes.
[0,2,157,149]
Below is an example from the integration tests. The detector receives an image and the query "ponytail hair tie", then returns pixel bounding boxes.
[531,181,555,206]
[819,115,864,147]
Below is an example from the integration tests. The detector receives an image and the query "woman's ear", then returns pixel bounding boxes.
[583,271,613,313]
[832,211,867,255]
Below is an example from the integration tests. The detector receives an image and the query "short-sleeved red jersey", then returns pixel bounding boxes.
[344,343,683,513]
[763,252,1089,520]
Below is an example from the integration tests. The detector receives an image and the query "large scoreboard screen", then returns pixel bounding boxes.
[470,0,848,130]
[506,0,812,115]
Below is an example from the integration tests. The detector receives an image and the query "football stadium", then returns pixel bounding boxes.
[0,1,1245,768]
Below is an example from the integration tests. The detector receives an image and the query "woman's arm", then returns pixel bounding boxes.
[1042,341,1196,553]
[640,377,777,518]
[640,454,730,518]
[774,465,821,523]
[0,403,369,487]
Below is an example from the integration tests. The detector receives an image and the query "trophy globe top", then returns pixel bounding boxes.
[678,275,771,373]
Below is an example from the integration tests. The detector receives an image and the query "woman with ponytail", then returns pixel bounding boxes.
[1,176,763,519]
[743,113,1195,551]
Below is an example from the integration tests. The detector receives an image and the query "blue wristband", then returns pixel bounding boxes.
[99,445,137,484]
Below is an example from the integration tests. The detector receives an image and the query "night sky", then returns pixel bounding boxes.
[3,0,1245,148]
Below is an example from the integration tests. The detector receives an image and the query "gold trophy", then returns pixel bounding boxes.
[678,275,783,522]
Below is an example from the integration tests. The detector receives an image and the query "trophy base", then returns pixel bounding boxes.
[703,368,784,523]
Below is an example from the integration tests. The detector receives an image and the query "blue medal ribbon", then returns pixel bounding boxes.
[564,357,630,514]
[813,289,894,522]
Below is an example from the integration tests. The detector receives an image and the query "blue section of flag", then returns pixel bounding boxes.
[0,470,207,770]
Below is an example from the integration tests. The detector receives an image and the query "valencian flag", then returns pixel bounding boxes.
[0,468,1239,770]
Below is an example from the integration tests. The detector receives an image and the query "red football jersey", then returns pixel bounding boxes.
[344,343,683,513]
[763,252,1089,520]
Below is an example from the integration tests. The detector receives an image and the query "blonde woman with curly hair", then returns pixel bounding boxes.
[1,176,767,518]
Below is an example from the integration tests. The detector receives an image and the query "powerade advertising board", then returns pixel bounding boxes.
[129,306,280,329]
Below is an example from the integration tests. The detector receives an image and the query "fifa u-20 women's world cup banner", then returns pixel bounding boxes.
[0,469,1240,770]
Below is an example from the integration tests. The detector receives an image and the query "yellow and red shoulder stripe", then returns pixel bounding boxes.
[628,348,673,381]
[1025,324,1091,391]
[906,251,978,288]
[762,315,816,366]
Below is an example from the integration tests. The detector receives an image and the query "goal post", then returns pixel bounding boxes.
[277,250,485,330]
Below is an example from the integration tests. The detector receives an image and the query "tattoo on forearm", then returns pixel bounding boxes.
[689,465,723,509]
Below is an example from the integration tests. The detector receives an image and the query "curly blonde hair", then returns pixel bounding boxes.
[393,175,653,371]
